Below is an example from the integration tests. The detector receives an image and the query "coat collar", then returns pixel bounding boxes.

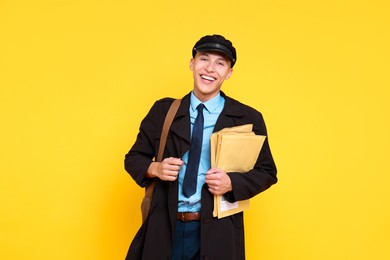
[175,91,245,117]
[219,91,246,117]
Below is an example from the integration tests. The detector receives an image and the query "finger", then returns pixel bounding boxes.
[207,167,224,174]
[164,176,178,182]
[204,178,214,184]
[165,157,184,166]
[205,180,220,189]
[161,172,178,181]
[206,169,218,175]
[168,164,182,171]
[206,174,220,181]
[208,187,219,195]
[162,170,179,177]
[173,158,184,165]
[161,162,181,171]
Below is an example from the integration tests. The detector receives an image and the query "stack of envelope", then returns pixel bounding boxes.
[210,124,266,218]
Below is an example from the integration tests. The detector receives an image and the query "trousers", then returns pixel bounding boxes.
[171,220,200,260]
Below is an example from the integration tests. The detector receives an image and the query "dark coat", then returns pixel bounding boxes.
[125,91,277,260]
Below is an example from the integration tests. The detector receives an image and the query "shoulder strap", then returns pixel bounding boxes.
[156,99,181,162]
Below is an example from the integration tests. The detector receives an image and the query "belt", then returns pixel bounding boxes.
[177,212,201,222]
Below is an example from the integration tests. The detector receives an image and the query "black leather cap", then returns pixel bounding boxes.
[192,34,237,67]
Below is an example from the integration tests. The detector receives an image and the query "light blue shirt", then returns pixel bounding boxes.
[178,92,225,212]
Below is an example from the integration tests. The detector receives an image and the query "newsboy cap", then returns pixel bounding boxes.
[192,34,237,67]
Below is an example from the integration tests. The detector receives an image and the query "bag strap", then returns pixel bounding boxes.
[156,99,181,162]
[145,99,181,197]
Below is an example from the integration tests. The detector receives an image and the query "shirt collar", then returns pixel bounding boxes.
[190,92,224,113]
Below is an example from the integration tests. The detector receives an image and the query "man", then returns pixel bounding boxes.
[124,34,277,260]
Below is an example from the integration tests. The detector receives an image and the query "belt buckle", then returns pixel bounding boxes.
[178,212,185,221]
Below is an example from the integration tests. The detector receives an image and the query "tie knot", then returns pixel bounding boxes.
[197,103,205,112]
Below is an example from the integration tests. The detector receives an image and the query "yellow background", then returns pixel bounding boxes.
[1,0,389,259]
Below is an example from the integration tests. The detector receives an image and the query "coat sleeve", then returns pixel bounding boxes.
[124,98,173,187]
[225,108,277,202]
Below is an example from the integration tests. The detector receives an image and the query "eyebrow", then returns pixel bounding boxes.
[198,52,228,62]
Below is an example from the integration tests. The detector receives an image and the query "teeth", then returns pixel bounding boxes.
[201,75,215,81]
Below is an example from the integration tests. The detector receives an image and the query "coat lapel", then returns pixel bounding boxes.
[169,93,191,157]
[214,92,246,132]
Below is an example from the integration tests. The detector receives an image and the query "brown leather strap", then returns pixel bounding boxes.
[145,99,181,199]
[157,99,181,162]
[177,212,201,221]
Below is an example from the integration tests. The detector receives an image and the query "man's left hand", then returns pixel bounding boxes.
[205,168,232,195]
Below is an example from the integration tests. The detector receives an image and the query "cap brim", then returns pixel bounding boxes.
[194,42,235,63]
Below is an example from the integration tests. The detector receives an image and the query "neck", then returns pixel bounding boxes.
[193,90,220,103]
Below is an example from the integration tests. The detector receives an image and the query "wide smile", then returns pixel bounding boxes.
[200,74,216,82]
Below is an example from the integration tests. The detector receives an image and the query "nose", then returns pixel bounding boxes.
[205,62,215,72]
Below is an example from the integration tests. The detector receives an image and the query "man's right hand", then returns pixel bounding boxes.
[146,157,184,181]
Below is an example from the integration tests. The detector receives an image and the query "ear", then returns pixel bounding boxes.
[189,58,194,71]
[225,68,233,80]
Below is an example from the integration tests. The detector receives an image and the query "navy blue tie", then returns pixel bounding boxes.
[183,104,205,198]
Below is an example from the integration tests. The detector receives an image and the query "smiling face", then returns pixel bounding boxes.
[190,52,233,102]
